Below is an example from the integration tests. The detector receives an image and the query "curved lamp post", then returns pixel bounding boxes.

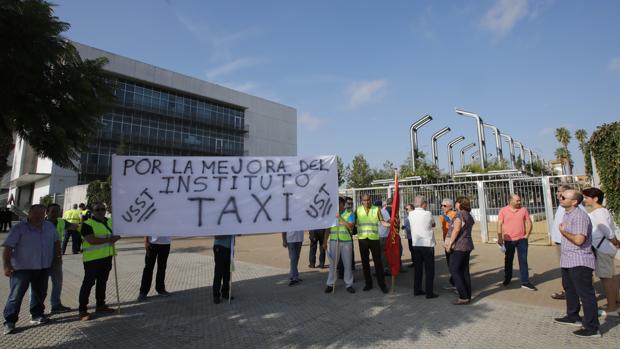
[455,108,487,169]
[431,126,451,168]
[500,133,516,169]
[459,142,476,170]
[483,123,503,163]
[514,141,526,172]
[447,136,465,176]
[471,150,480,163]
[410,115,433,173]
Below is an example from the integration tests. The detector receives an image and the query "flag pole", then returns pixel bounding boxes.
[113,251,121,313]
[332,236,339,294]
[229,235,235,304]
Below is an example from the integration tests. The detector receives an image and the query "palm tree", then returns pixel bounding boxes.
[555,127,573,174]
[574,129,592,176]
[554,147,573,175]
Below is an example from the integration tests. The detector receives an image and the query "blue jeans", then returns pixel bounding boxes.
[504,239,530,284]
[287,242,302,281]
[3,269,49,324]
[30,258,62,308]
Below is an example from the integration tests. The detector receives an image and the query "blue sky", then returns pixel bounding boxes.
[54,0,620,174]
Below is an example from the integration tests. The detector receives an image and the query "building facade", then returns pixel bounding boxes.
[8,42,297,209]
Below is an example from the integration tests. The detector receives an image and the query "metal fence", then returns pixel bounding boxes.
[340,175,590,245]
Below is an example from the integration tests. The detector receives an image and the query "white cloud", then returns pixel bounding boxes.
[205,58,261,80]
[346,79,387,108]
[609,57,620,74]
[481,0,529,35]
[298,112,324,131]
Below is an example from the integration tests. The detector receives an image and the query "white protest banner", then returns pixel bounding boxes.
[111,155,338,236]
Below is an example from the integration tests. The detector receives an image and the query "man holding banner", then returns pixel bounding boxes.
[323,197,355,294]
[356,194,389,293]
[78,203,121,321]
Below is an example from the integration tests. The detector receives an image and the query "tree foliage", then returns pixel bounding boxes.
[555,127,573,174]
[589,122,620,218]
[86,176,112,212]
[346,154,373,188]
[0,0,113,171]
[554,147,574,174]
[575,129,592,176]
[336,156,346,187]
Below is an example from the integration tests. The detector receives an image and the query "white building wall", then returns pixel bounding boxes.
[32,178,51,204]
[63,184,88,213]
[36,158,53,174]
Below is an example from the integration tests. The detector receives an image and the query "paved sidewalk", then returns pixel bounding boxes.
[1,233,619,348]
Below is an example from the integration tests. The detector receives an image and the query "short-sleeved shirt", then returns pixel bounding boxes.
[447,211,475,252]
[286,231,304,243]
[498,206,530,241]
[409,208,435,247]
[150,236,172,245]
[589,208,618,257]
[379,208,391,238]
[439,210,458,240]
[560,207,595,269]
[2,220,58,270]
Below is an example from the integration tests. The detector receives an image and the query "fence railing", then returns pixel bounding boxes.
[340,175,590,245]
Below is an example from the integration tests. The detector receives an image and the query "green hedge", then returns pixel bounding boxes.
[589,122,620,219]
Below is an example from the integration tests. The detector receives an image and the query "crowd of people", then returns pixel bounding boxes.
[1,185,619,339]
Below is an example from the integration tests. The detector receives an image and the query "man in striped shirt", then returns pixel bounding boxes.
[553,190,600,338]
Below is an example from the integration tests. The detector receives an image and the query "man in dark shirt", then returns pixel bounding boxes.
[78,203,120,321]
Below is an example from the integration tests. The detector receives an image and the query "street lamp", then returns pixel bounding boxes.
[459,142,476,170]
[500,133,516,169]
[483,123,503,163]
[431,126,451,169]
[410,115,433,173]
[447,136,465,176]
[455,108,487,169]
[471,150,480,163]
[524,147,534,174]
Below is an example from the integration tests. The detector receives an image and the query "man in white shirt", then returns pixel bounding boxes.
[138,236,172,301]
[282,231,305,286]
[409,196,437,299]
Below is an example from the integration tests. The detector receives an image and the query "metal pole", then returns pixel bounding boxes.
[431,127,451,168]
[483,123,503,163]
[409,115,433,173]
[500,133,516,169]
[515,141,526,172]
[447,136,465,176]
[471,150,479,163]
[459,142,476,170]
[455,108,487,169]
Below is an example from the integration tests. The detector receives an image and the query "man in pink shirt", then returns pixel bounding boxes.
[497,194,536,291]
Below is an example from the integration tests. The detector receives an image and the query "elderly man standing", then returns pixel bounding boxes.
[409,196,437,299]
[439,199,457,290]
[3,204,60,334]
[356,194,389,293]
[497,194,536,291]
[553,190,600,338]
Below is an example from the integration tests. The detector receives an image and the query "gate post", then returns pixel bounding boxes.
[476,181,489,243]
[542,176,554,245]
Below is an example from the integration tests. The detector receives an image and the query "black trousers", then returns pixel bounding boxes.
[139,244,170,294]
[449,250,471,300]
[445,250,454,286]
[562,266,599,331]
[62,230,82,254]
[213,245,231,299]
[309,230,326,267]
[413,246,435,294]
[358,238,386,288]
[79,257,112,312]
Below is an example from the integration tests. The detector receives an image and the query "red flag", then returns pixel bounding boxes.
[385,172,402,277]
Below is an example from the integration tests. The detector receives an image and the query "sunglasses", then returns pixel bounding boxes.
[559,195,568,201]
[441,204,448,207]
